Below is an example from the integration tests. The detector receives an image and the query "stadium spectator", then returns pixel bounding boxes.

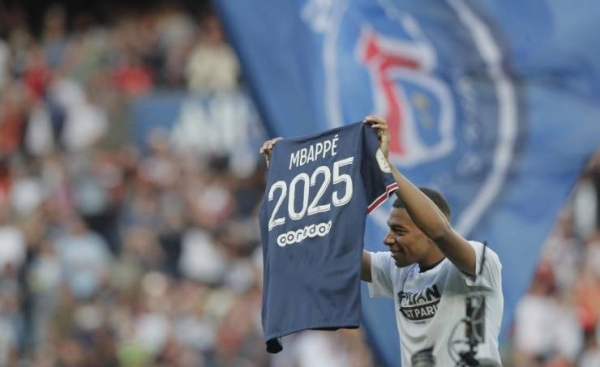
[185,14,240,92]
[0,37,9,90]
[0,204,26,273]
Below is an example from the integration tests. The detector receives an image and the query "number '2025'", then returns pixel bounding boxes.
[268,157,354,231]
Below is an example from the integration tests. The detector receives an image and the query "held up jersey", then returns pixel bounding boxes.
[259,122,398,353]
[368,241,504,367]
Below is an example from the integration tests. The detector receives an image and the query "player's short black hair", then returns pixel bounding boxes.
[392,187,451,220]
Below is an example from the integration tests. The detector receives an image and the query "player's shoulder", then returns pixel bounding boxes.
[468,240,502,269]
[468,240,500,255]
[369,250,391,267]
[369,251,410,274]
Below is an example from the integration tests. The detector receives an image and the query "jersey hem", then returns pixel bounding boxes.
[265,320,360,341]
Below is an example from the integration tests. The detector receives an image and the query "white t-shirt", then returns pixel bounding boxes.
[368,241,503,367]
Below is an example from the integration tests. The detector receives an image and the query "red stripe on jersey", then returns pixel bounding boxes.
[367,182,399,213]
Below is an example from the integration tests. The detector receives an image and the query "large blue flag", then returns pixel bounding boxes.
[215,0,600,364]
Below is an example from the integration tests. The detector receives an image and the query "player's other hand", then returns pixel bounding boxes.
[363,115,390,159]
[259,137,284,167]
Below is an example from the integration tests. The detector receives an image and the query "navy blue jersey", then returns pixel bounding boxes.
[259,122,398,353]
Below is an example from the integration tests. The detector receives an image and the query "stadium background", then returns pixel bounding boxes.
[0,0,599,366]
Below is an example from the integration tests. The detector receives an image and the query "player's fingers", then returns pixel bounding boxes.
[270,138,283,148]
[267,138,282,149]
[363,115,387,125]
[260,139,277,153]
[370,123,389,131]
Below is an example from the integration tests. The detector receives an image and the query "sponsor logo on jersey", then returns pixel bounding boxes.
[277,220,333,247]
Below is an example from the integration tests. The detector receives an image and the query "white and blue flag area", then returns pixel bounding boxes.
[216,0,600,365]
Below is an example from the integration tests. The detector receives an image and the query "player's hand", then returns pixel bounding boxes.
[259,137,284,168]
[363,115,390,159]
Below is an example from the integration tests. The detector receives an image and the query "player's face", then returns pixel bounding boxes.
[384,208,432,268]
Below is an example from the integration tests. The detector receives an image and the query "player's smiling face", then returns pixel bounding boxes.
[384,208,433,268]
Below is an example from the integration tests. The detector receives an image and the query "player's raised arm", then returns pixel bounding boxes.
[363,116,477,276]
[259,137,284,168]
[361,250,373,282]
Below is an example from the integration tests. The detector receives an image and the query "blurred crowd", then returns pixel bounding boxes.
[508,153,600,367]
[0,2,375,367]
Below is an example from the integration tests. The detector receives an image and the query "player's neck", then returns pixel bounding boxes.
[418,251,445,272]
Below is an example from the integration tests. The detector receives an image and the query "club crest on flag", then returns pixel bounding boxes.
[304,0,519,235]
[356,25,454,166]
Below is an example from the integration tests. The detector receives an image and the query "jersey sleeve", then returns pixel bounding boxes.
[461,241,502,290]
[360,125,398,213]
[367,251,394,298]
